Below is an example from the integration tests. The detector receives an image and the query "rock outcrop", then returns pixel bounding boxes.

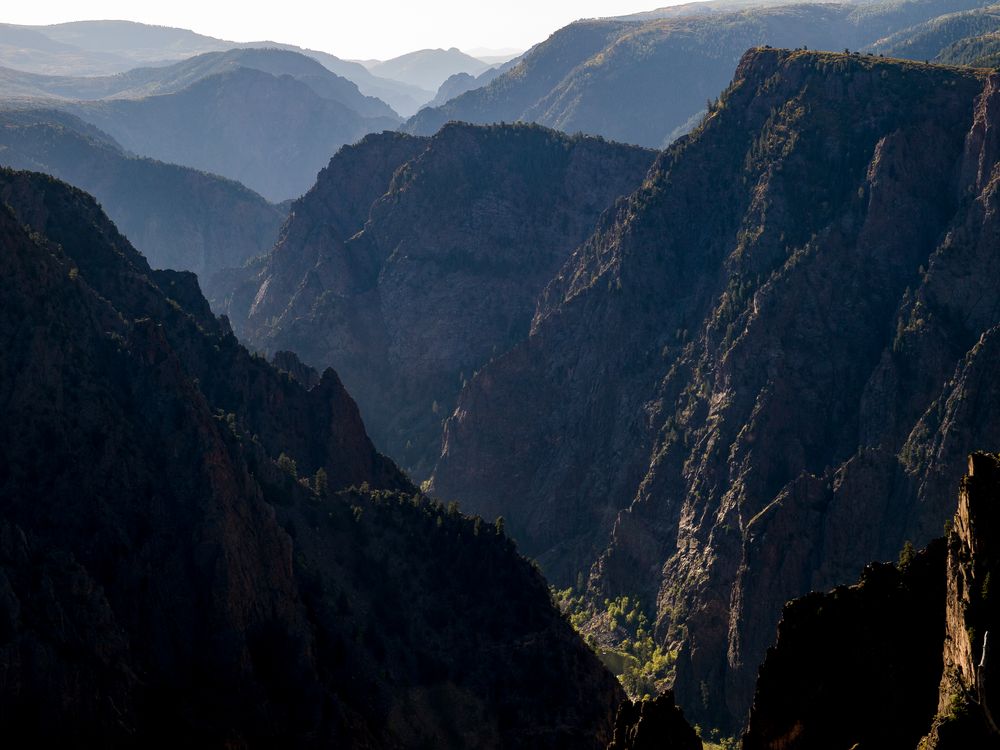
[921,452,1000,748]
[213,123,656,477]
[742,453,1000,749]
[742,540,947,749]
[607,691,703,750]
[429,49,1000,730]
[0,167,624,747]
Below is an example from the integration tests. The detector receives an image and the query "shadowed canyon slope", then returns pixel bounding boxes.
[429,49,1000,731]
[211,123,656,477]
[0,108,284,276]
[0,167,624,747]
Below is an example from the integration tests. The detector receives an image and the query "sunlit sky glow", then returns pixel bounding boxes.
[1,1,693,60]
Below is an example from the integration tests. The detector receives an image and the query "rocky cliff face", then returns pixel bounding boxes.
[0,167,624,747]
[921,452,1000,747]
[742,453,1000,749]
[430,49,1000,731]
[214,123,656,477]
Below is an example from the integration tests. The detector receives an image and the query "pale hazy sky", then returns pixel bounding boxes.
[2,1,674,60]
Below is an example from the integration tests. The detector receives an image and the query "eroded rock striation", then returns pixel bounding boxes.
[430,49,1000,730]
[922,452,1000,748]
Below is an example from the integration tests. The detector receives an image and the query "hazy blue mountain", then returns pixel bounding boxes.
[404,0,990,148]
[0,23,139,75]
[0,47,397,120]
[0,108,284,276]
[65,67,397,201]
[475,52,523,64]
[0,20,430,115]
[276,46,432,115]
[29,19,230,64]
[369,47,490,92]
[0,47,402,200]
[426,58,519,109]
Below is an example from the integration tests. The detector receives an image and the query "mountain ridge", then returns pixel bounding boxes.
[404,0,991,147]
[1,19,433,113]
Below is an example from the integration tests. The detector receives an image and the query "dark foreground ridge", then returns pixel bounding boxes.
[0,167,623,747]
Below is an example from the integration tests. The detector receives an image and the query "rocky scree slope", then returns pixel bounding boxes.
[212,124,656,478]
[430,48,1000,732]
[743,452,1000,749]
[0,167,624,747]
[0,108,284,277]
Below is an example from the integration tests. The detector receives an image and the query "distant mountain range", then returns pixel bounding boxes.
[0,47,395,117]
[0,20,510,116]
[366,47,493,92]
[425,58,519,109]
[404,0,993,147]
[70,65,398,202]
[0,47,402,201]
[0,20,428,114]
